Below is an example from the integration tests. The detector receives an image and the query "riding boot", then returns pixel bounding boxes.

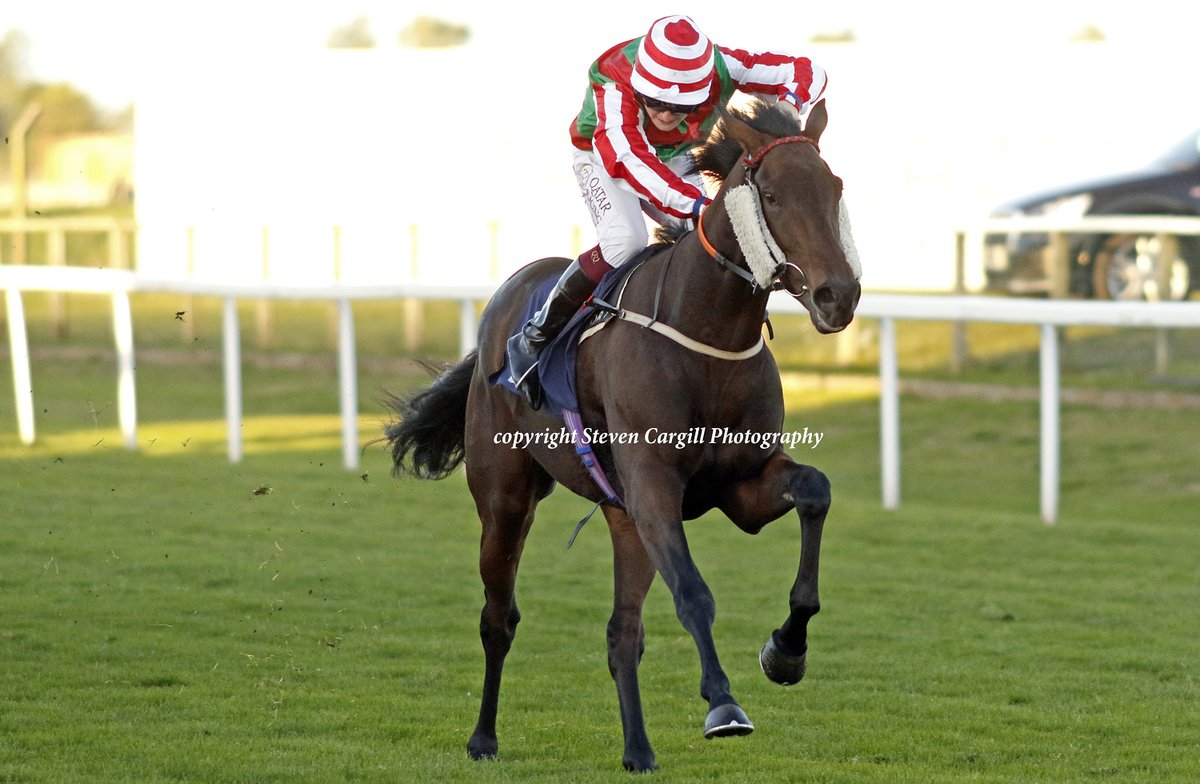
[507,257,599,409]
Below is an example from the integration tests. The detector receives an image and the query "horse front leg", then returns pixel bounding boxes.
[603,506,658,772]
[719,452,831,686]
[761,462,828,685]
[626,475,755,740]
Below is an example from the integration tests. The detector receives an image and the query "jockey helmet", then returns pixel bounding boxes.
[631,16,715,108]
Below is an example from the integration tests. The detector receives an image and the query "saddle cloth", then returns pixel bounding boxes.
[491,247,657,417]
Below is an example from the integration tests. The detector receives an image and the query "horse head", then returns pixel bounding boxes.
[699,99,861,334]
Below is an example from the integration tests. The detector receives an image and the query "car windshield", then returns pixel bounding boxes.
[1150,130,1200,171]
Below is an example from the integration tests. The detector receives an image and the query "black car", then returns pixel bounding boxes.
[984,129,1200,300]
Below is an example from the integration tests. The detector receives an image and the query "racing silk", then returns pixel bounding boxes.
[571,38,828,219]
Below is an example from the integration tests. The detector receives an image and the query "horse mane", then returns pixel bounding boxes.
[694,99,804,183]
[652,100,803,246]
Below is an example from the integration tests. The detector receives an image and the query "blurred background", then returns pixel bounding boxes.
[1,0,1193,290]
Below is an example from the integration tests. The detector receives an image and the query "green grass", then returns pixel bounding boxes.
[1,349,1198,782]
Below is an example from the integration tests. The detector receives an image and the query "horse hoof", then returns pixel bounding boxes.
[760,633,807,686]
[623,753,659,773]
[703,703,754,739]
[467,734,498,761]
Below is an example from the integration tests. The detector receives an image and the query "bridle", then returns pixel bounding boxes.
[697,134,821,297]
[580,135,839,365]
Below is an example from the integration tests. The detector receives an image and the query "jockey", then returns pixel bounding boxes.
[509,15,829,407]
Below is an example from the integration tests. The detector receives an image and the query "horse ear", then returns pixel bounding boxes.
[804,99,828,143]
[726,112,776,160]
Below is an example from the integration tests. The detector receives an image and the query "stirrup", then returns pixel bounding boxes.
[514,366,545,410]
[506,334,546,409]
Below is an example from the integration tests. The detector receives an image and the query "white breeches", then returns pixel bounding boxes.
[571,147,704,268]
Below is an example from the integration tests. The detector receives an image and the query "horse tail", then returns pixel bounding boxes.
[384,351,477,479]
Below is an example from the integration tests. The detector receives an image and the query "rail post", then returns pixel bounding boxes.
[879,316,900,510]
[1039,323,1060,524]
[5,287,35,445]
[112,289,138,449]
[337,298,359,470]
[222,298,243,463]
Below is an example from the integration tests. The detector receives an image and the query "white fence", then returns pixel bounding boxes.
[4,264,1200,524]
[833,294,1200,524]
[1,265,492,471]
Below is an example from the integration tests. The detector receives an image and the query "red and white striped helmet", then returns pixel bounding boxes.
[631,15,715,107]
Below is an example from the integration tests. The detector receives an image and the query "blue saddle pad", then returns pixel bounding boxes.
[491,248,657,416]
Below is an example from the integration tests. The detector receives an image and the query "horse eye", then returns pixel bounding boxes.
[762,191,778,206]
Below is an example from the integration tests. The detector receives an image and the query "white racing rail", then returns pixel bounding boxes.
[773,293,1200,524]
[1,265,492,474]
[4,264,1199,523]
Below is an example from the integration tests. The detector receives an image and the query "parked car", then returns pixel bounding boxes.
[984,129,1200,300]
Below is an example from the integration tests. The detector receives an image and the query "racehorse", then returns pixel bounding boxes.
[384,99,861,772]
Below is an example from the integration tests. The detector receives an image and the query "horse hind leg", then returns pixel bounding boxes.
[465,464,551,761]
[603,506,659,772]
[467,510,531,761]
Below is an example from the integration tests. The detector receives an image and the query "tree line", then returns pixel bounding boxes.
[1,30,129,174]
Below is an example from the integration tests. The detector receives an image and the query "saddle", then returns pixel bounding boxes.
[491,246,659,417]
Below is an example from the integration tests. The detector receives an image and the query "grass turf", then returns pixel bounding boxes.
[1,349,1197,782]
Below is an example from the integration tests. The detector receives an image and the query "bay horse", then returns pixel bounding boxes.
[385,99,861,772]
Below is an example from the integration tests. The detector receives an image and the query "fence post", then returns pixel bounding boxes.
[951,229,969,374]
[1155,329,1170,377]
[222,298,243,463]
[9,103,41,267]
[879,316,900,510]
[1039,323,1060,524]
[1047,231,1070,298]
[1154,232,1177,374]
[337,298,359,470]
[107,224,128,269]
[5,288,35,445]
[834,320,860,366]
[48,228,68,338]
[459,298,478,356]
[112,290,138,449]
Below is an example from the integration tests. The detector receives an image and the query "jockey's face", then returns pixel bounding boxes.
[645,107,688,131]
[640,94,692,132]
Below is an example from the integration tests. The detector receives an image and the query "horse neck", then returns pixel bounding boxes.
[638,198,771,352]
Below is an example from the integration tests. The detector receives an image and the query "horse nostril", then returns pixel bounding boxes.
[813,280,860,314]
[813,285,837,310]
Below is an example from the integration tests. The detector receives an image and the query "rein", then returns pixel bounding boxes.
[697,210,761,289]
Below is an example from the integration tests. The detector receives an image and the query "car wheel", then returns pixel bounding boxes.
[1091,234,1192,301]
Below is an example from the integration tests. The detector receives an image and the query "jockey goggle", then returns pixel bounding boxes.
[639,95,695,115]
